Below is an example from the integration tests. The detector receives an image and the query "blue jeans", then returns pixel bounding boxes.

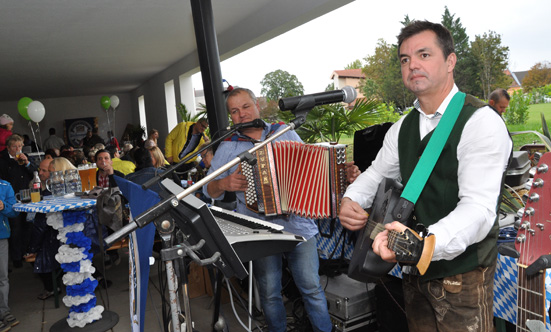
[253,237,332,332]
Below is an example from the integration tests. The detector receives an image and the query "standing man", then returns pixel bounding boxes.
[82,128,104,148]
[42,128,66,151]
[203,88,332,332]
[488,88,510,115]
[0,134,36,268]
[339,21,511,331]
[165,118,209,173]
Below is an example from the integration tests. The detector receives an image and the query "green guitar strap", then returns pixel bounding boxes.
[394,91,466,220]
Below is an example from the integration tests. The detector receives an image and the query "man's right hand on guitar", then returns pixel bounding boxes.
[338,197,368,231]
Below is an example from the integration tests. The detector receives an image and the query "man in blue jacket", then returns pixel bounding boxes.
[0,180,20,331]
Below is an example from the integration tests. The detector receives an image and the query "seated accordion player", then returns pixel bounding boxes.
[242,141,347,219]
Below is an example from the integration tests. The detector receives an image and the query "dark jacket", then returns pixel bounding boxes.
[0,149,36,192]
[83,134,105,148]
[28,208,60,273]
[125,167,164,195]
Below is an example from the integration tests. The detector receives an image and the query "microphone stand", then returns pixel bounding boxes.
[105,116,306,246]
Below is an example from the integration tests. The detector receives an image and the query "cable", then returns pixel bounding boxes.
[223,276,265,332]
[504,183,526,207]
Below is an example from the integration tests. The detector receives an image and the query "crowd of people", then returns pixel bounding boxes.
[0,118,215,332]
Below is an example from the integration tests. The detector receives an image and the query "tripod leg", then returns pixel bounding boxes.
[165,260,183,332]
[211,269,228,332]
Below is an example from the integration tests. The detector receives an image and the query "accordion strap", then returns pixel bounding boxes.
[395,92,466,219]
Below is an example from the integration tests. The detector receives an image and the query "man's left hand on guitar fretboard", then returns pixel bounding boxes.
[373,221,435,275]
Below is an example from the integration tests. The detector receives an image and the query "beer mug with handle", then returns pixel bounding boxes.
[46,171,66,197]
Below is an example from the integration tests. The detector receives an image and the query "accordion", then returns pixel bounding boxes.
[242,141,347,219]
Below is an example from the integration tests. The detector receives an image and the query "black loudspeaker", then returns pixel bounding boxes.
[353,122,393,172]
[374,276,409,332]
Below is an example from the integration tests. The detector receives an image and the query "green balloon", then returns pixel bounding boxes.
[100,96,111,110]
[17,97,33,120]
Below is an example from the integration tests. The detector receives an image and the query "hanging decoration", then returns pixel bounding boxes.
[17,97,33,121]
[109,95,119,109]
[27,100,46,123]
[100,96,111,110]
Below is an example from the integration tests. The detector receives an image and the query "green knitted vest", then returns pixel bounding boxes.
[398,95,501,281]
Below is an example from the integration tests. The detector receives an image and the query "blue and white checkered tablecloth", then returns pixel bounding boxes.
[13,196,97,213]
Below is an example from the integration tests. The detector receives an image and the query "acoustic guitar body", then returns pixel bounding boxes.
[348,178,409,282]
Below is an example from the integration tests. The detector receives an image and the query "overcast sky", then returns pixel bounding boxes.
[194,0,550,96]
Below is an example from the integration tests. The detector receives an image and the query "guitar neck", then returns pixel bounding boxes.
[516,267,546,331]
[366,220,385,240]
[514,152,551,331]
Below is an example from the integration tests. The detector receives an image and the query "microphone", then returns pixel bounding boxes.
[278,86,357,111]
[229,118,265,130]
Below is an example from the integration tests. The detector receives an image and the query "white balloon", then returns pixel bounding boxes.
[110,95,120,109]
[27,101,45,123]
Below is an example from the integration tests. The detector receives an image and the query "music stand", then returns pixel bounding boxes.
[160,178,247,279]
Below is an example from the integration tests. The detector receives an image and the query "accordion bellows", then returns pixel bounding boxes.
[242,141,347,219]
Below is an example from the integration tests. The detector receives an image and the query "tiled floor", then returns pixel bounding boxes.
[8,248,260,332]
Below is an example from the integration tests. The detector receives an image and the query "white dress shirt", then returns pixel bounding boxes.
[344,85,512,261]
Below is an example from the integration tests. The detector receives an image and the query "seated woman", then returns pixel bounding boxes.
[148,146,169,169]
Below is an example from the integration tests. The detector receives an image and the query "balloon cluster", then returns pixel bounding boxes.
[100,95,120,111]
[17,97,45,123]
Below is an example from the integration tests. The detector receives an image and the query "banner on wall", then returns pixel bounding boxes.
[64,117,97,147]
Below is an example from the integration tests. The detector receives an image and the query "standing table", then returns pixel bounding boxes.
[14,196,118,331]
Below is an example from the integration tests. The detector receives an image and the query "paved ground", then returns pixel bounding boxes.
[8,247,258,332]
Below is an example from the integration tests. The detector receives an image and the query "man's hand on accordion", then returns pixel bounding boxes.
[344,161,361,184]
[207,165,249,199]
[338,197,368,231]
[224,165,249,192]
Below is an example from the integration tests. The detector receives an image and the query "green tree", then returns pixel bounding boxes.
[345,59,363,69]
[522,61,551,92]
[470,31,510,100]
[400,14,413,26]
[325,82,335,91]
[362,39,414,110]
[260,69,304,102]
[440,7,480,96]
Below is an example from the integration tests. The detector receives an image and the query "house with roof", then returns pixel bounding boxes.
[330,69,365,100]
[505,68,529,93]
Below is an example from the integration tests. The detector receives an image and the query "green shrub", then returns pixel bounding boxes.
[504,90,530,125]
